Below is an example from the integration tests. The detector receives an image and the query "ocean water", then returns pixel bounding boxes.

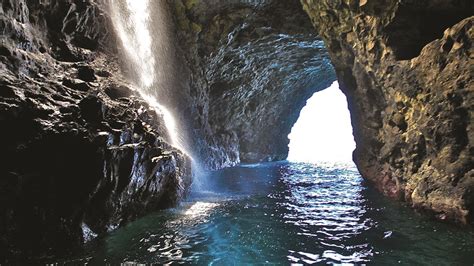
[68,161,473,265]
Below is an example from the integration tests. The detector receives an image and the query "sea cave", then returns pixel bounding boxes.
[0,0,473,264]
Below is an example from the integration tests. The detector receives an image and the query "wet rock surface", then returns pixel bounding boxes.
[0,0,190,261]
[301,0,473,224]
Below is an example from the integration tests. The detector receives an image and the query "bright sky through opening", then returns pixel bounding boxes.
[288,81,356,163]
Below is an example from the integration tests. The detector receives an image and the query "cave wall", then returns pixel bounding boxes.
[168,0,336,168]
[170,0,473,225]
[301,0,473,224]
[0,0,190,261]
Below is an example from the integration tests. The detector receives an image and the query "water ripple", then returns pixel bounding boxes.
[68,162,474,265]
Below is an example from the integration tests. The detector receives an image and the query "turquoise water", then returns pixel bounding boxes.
[70,162,473,265]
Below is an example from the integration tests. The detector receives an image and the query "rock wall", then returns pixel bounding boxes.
[301,0,473,224]
[0,0,190,261]
[169,0,336,168]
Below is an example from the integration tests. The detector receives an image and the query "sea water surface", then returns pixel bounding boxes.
[71,161,473,265]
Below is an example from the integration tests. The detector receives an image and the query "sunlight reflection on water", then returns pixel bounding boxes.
[73,162,474,265]
[183,202,220,220]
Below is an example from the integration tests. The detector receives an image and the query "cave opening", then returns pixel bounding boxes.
[287,81,356,163]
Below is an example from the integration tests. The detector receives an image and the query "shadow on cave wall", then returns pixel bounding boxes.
[384,1,473,60]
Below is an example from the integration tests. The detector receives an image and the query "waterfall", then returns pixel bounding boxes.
[108,0,185,150]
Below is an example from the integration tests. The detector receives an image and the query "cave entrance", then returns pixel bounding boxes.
[287,81,356,163]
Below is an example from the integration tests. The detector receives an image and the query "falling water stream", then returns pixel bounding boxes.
[109,0,185,150]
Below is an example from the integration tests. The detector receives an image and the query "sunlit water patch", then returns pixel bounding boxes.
[65,162,474,265]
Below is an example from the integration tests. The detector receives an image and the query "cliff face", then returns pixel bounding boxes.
[0,0,190,260]
[301,0,473,224]
[169,0,336,168]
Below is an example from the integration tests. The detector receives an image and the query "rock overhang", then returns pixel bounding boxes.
[169,0,337,165]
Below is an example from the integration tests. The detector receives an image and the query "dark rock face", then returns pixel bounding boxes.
[301,0,473,224]
[169,0,336,167]
[0,0,190,261]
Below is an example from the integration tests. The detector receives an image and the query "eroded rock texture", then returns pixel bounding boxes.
[0,0,190,261]
[169,0,335,168]
[301,0,473,224]
[168,0,473,225]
